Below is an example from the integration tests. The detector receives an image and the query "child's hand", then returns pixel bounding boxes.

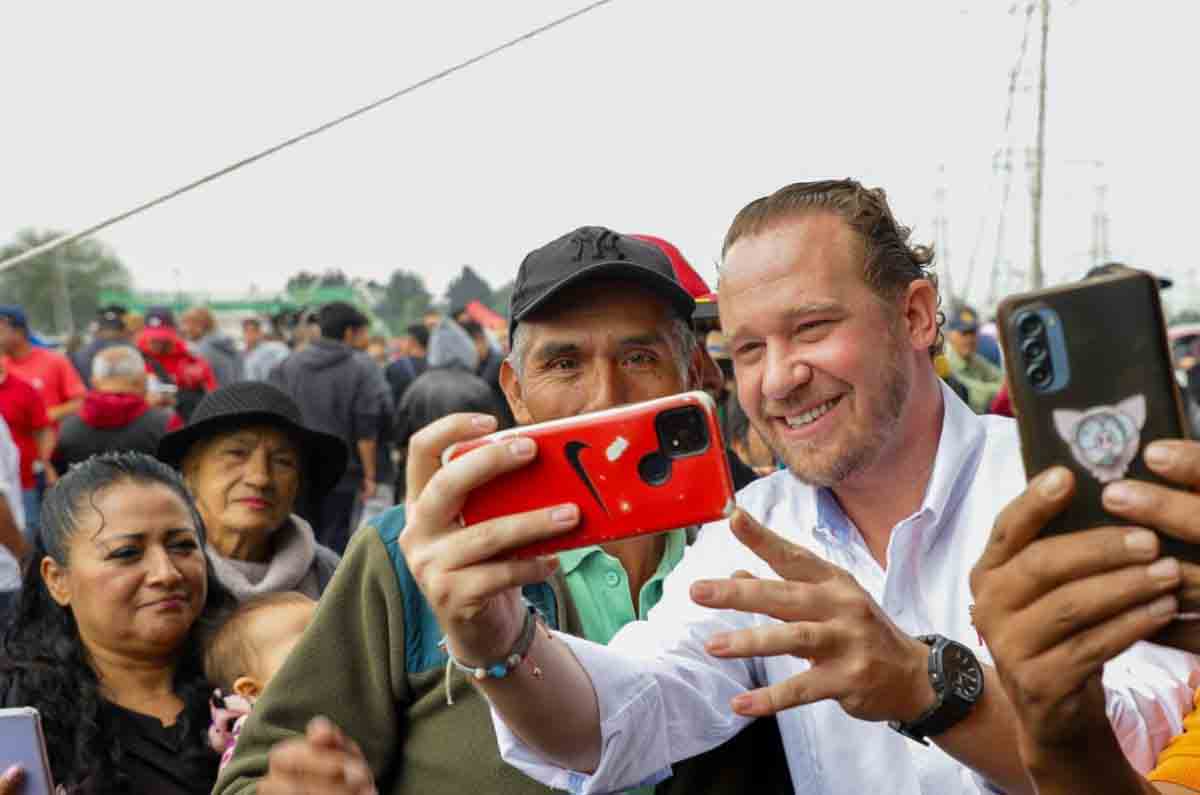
[260,717,375,795]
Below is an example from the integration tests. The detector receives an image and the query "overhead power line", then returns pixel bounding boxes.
[0,0,615,275]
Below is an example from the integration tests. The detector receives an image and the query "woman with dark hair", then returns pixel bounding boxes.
[392,367,505,499]
[157,382,348,602]
[0,451,234,794]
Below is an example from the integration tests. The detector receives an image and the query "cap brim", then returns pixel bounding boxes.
[513,261,696,327]
[158,413,348,501]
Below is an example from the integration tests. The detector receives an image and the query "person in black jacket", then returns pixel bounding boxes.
[54,346,183,472]
[268,302,391,554]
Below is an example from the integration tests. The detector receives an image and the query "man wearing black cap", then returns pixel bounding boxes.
[943,304,1003,414]
[387,181,1196,795]
[72,304,131,385]
[213,227,788,795]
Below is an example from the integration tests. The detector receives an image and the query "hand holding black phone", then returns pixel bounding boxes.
[997,268,1198,563]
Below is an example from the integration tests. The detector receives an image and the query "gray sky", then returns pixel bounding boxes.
[3,1,1198,314]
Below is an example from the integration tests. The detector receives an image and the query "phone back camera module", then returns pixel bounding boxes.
[1012,307,1071,394]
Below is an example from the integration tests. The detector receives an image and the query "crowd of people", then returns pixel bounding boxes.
[0,178,1198,794]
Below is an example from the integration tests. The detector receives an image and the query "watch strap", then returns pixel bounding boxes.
[889,634,981,746]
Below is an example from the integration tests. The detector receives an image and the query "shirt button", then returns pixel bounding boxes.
[604,571,621,588]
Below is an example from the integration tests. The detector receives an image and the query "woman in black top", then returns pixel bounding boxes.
[0,452,233,794]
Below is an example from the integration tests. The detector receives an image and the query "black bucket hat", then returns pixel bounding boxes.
[157,381,348,500]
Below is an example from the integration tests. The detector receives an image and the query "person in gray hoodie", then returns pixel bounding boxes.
[182,306,245,387]
[268,301,390,554]
[424,317,478,371]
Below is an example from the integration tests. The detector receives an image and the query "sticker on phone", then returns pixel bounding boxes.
[1053,395,1146,483]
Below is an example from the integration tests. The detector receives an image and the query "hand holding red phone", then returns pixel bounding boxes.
[397,413,580,664]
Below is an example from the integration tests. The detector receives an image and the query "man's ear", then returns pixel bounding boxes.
[901,279,939,352]
[41,556,71,608]
[499,359,533,425]
[232,675,263,700]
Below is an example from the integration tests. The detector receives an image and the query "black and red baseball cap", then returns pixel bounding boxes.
[508,226,695,341]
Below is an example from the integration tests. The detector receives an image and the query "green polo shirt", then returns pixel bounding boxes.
[556,529,687,645]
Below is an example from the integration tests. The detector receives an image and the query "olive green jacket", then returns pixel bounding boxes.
[212,508,790,795]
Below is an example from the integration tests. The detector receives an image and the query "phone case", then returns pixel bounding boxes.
[0,707,56,795]
[997,271,1196,561]
[444,391,736,559]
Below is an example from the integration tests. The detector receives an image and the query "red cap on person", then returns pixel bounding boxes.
[631,234,719,322]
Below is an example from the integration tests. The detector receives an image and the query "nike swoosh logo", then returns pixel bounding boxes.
[564,441,609,516]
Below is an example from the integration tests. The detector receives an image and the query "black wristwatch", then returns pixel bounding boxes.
[889,634,984,746]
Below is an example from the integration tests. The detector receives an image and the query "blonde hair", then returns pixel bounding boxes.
[203,591,312,691]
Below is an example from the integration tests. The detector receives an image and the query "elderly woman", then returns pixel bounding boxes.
[0,452,235,794]
[157,382,347,602]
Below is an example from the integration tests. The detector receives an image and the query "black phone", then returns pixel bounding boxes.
[997,269,1196,561]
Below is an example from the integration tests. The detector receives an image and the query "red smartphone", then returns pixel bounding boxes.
[444,391,736,559]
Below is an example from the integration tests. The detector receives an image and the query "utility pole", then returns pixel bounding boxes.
[934,164,956,306]
[987,146,1014,308]
[1091,181,1110,269]
[1029,0,1050,289]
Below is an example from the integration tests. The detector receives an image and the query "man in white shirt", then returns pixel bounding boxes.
[0,414,27,618]
[396,179,1196,794]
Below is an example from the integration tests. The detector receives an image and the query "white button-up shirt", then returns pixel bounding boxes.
[495,384,1198,793]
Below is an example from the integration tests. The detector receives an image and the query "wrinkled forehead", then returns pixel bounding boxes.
[200,424,300,456]
[520,280,676,341]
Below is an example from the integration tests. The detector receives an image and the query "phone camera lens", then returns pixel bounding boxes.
[638,452,672,486]
[1027,362,1052,388]
[1018,313,1045,338]
[1021,338,1046,361]
[656,407,710,458]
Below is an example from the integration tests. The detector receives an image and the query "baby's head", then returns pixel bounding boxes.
[203,591,316,701]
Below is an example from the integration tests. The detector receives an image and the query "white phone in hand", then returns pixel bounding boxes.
[0,707,55,794]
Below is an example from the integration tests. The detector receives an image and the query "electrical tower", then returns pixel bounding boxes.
[933,164,956,306]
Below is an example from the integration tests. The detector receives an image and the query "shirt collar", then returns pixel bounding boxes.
[557,544,602,576]
[814,380,985,547]
[556,528,689,578]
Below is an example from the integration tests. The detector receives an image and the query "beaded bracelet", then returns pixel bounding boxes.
[439,603,544,704]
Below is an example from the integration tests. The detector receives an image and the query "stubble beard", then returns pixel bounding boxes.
[765,334,912,489]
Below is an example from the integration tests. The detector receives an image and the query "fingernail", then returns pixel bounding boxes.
[1149,557,1181,581]
[1105,482,1147,510]
[1125,529,1158,554]
[731,694,753,712]
[1145,443,1175,470]
[550,505,578,525]
[692,582,715,601]
[706,634,729,653]
[508,438,535,457]
[472,414,498,430]
[1038,468,1070,498]
[1149,594,1179,617]
[1,766,21,783]
[538,555,560,573]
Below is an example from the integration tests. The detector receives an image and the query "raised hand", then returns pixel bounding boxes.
[397,413,579,664]
[693,509,936,724]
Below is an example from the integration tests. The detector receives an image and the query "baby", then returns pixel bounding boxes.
[204,591,316,769]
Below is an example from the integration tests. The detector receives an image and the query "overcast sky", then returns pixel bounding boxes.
[3,1,1198,314]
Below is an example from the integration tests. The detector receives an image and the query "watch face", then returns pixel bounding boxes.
[942,642,984,700]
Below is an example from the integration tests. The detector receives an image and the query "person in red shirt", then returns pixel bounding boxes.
[135,306,218,422]
[0,305,86,424]
[0,357,53,538]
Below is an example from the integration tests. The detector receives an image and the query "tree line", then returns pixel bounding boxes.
[1,228,513,336]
